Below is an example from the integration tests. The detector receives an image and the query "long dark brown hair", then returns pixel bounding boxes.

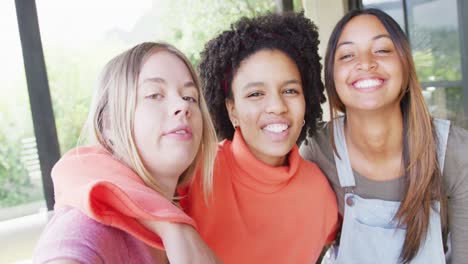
[324,8,446,263]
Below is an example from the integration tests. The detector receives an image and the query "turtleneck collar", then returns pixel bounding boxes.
[227,129,301,193]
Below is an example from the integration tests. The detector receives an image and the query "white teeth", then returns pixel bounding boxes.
[263,123,288,133]
[354,79,383,89]
[174,130,187,134]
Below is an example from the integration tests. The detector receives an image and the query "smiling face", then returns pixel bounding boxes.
[133,50,203,179]
[333,14,404,113]
[226,49,305,166]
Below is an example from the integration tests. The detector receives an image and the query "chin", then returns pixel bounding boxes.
[167,152,197,166]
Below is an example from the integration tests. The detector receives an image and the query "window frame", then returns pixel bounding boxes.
[15,0,59,211]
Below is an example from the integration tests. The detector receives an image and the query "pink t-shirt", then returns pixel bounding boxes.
[33,207,155,264]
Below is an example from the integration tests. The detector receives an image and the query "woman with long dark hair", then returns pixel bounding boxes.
[300,8,468,263]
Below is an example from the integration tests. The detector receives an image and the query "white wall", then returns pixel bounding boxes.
[0,211,52,264]
[302,0,348,120]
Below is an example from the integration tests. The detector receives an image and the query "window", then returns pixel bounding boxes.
[36,0,276,156]
[359,0,468,128]
[0,1,46,220]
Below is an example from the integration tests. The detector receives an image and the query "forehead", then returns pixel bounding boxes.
[139,50,193,82]
[234,49,300,81]
[339,14,389,41]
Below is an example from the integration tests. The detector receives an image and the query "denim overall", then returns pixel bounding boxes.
[330,117,449,264]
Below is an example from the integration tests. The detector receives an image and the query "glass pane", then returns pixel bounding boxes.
[362,0,405,30]
[0,1,46,219]
[407,0,462,82]
[36,0,276,155]
[423,87,467,128]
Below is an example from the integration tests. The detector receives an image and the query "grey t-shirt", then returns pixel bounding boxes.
[299,121,468,263]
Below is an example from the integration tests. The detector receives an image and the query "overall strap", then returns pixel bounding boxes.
[434,118,450,172]
[333,117,356,188]
[433,118,451,253]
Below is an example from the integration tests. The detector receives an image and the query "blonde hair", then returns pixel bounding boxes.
[82,42,217,201]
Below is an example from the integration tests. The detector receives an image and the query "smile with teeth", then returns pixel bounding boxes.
[174,130,187,134]
[263,123,289,133]
[353,78,383,89]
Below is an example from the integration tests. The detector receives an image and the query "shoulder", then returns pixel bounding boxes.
[299,122,336,178]
[442,125,468,262]
[297,152,336,199]
[33,207,128,264]
[444,125,468,194]
[300,121,333,161]
[447,125,468,149]
[445,124,468,173]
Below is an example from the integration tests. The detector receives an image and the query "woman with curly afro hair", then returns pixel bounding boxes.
[182,12,339,264]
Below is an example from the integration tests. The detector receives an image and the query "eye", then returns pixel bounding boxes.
[145,93,163,100]
[284,88,300,95]
[182,96,198,103]
[247,91,264,98]
[338,53,354,61]
[375,49,391,54]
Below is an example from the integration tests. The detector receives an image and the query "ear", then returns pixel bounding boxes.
[225,99,239,128]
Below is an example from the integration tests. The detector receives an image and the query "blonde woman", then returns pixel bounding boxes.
[32,42,219,264]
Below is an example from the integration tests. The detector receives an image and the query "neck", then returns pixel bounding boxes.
[258,154,288,167]
[148,168,182,200]
[345,107,404,161]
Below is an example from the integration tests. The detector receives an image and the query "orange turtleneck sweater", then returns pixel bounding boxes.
[50,131,338,263]
[182,130,338,263]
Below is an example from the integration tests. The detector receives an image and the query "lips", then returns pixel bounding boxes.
[352,78,384,90]
[263,123,289,133]
[260,121,291,142]
[164,125,193,140]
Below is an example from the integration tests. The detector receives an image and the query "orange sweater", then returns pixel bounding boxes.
[182,130,338,263]
[52,132,338,263]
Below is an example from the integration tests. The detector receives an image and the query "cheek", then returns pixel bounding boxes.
[333,64,349,87]
[233,101,260,125]
[333,69,350,101]
[239,110,259,126]
[392,63,405,88]
[191,107,203,138]
[133,104,162,144]
[291,97,306,120]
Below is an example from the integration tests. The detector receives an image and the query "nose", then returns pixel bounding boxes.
[265,93,287,115]
[357,53,377,71]
[172,96,191,117]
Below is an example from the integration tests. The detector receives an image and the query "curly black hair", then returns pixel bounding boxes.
[198,12,326,145]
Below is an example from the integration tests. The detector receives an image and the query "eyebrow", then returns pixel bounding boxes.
[140,77,196,88]
[242,79,301,90]
[336,34,392,48]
